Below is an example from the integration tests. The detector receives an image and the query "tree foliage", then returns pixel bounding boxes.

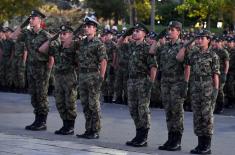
[0,0,42,22]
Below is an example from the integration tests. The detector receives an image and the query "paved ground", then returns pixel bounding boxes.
[0,92,235,155]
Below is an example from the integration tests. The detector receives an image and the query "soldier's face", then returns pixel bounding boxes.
[168,27,180,40]
[30,16,41,27]
[198,36,210,48]
[60,32,73,42]
[227,41,235,48]
[132,29,146,41]
[83,24,96,36]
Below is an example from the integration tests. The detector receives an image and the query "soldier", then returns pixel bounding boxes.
[119,23,157,147]
[157,21,187,151]
[11,10,53,131]
[226,36,235,108]
[0,28,14,91]
[44,25,78,135]
[101,29,117,103]
[114,31,130,105]
[185,30,220,154]
[11,38,27,91]
[76,14,107,139]
[213,36,230,114]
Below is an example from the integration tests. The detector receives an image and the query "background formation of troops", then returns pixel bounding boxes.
[0,23,235,113]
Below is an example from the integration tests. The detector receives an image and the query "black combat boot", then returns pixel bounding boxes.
[103,96,109,103]
[214,102,224,114]
[167,132,182,151]
[55,120,66,135]
[126,128,140,146]
[190,136,211,154]
[76,130,99,139]
[123,95,128,105]
[158,132,173,150]
[132,128,149,147]
[25,114,39,130]
[225,97,233,109]
[108,96,113,103]
[115,96,123,104]
[62,120,75,135]
[30,114,47,131]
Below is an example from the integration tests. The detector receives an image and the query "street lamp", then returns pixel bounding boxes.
[217,21,223,28]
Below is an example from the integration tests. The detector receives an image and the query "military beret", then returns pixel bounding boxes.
[102,29,113,35]
[147,31,157,39]
[60,25,73,32]
[84,14,99,27]
[226,36,235,42]
[30,10,46,19]
[168,21,182,31]
[196,29,212,38]
[133,22,149,33]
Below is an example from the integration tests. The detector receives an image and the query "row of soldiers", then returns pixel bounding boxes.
[1,23,235,113]
[1,9,235,154]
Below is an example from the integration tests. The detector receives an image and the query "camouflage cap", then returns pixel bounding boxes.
[30,10,46,19]
[102,29,113,35]
[84,14,99,27]
[196,29,212,38]
[60,25,73,32]
[168,21,182,31]
[133,22,149,33]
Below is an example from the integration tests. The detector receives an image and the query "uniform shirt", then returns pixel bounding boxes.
[77,36,107,70]
[117,43,131,69]
[49,40,78,73]
[186,47,220,77]
[127,41,157,77]
[104,40,117,64]
[228,48,235,72]
[214,48,230,74]
[1,39,14,60]
[159,39,184,79]
[14,39,25,57]
[18,28,51,65]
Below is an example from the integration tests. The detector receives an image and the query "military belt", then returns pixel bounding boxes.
[55,68,74,74]
[80,68,98,73]
[193,76,212,81]
[162,72,175,77]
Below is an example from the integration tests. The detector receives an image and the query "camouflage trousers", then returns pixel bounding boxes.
[190,80,215,136]
[226,73,235,99]
[161,79,185,134]
[150,79,162,107]
[0,59,13,87]
[79,72,103,133]
[114,68,128,99]
[27,63,51,116]
[127,78,152,129]
[54,71,78,121]
[102,65,115,97]
[11,58,26,88]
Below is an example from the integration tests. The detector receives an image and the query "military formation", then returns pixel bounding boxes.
[1,9,235,154]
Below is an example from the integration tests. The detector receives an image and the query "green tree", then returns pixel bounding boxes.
[84,0,128,25]
[176,0,225,29]
[0,0,42,22]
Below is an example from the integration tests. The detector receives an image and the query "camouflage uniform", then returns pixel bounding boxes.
[186,47,220,136]
[102,40,117,102]
[214,47,229,112]
[77,36,107,134]
[114,42,130,104]
[18,28,51,116]
[226,48,235,106]
[127,41,157,130]
[11,39,26,89]
[49,40,78,121]
[159,39,185,134]
[0,39,14,88]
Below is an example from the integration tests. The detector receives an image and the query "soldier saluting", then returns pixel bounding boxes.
[11,10,53,131]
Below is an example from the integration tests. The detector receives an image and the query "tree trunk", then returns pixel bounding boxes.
[150,0,155,31]
[233,10,235,31]
[207,13,211,30]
